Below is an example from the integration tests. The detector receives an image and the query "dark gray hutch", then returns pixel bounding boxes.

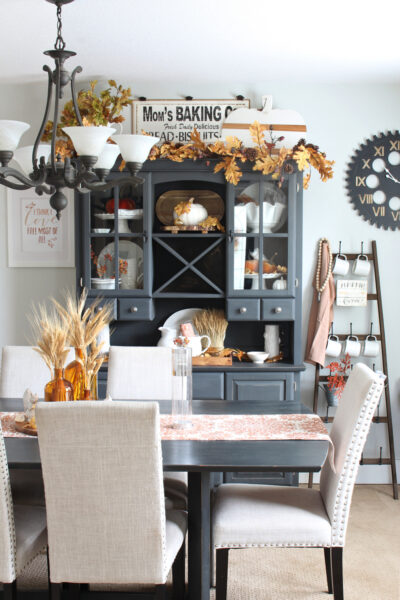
[75,159,304,483]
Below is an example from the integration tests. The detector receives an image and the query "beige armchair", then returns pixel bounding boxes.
[107,346,188,505]
[0,428,47,600]
[36,401,187,600]
[212,363,385,600]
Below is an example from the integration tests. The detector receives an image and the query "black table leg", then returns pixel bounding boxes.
[188,471,211,600]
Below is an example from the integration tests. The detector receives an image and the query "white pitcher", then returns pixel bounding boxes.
[157,327,177,348]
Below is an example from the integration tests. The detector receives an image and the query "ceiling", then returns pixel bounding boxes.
[1,0,399,86]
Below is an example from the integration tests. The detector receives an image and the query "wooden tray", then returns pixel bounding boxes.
[192,356,232,366]
[162,225,219,234]
[14,418,37,436]
[156,190,225,225]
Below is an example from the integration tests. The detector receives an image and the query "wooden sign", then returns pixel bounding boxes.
[132,98,249,144]
[336,279,368,306]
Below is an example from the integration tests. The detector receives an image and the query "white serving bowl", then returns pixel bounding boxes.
[92,228,110,234]
[247,351,269,364]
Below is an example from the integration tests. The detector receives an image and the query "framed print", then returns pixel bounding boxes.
[7,189,75,267]
[132,98,250,144]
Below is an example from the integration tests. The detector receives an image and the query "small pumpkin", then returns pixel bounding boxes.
[173,197,208,226]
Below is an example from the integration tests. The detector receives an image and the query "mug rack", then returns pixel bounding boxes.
[308,240,398,499]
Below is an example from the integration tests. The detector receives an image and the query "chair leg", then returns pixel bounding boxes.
[69,583,80,600]
[3,581,17,600]
[51,582,63,600]
[324,548,333,594]
[172,540,186,600]
[155,584,168,600]
[331,547,344,600]
[215,549,229,600]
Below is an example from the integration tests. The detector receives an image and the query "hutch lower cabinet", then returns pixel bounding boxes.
[76,159,304,485]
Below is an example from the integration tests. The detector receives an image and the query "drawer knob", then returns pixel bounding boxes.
[239,306,247,314]
[275,306,283,314]
[130,306,139,313]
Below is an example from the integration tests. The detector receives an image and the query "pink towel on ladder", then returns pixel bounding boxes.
[305,240,335,368]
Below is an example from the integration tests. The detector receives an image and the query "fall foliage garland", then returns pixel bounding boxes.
[146,122,334,188]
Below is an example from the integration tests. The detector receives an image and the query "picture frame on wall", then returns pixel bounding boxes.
[7,188,75,268]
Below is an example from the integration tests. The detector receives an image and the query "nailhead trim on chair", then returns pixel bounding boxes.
[330,379,383,546]
[0,431,17,582]
[215,542,335,549]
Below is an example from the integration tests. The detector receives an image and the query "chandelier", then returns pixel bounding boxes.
[0,0,158,218]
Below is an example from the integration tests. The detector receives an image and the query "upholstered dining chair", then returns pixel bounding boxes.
[106,346,188,505]
[0,346,71,506]
[0,427,48,600]
[212,363,385,600]
[36,401,187,600]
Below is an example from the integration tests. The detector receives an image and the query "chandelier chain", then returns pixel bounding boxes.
[54,4,66,51]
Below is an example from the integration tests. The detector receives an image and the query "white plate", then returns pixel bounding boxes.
[92,228,110,234]
[97,241,143,280]
[244,272,282,279]
[163,308,202,336]
[94,209,143,220]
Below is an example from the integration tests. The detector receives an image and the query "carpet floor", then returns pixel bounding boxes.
[15,484,400,599]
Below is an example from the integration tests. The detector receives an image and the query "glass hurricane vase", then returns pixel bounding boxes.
[64,348,98,400]
[44,368,74,402]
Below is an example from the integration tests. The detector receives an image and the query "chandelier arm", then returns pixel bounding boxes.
[70,66,83,126]
[32,66,53,168]
[35,184,56,196]
[81,176,144,193]
[0,166,47,189]
[50,59,61,174]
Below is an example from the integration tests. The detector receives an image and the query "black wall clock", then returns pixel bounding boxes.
[345,131,400,231]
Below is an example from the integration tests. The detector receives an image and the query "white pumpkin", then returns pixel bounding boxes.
[272,277,288,290]
[221,96,306,150]
[173,197,208,226]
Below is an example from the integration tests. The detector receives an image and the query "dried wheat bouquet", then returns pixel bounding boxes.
[192,308,228,353]
[29,304,70,371]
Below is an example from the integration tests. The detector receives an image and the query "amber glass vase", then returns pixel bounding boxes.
[44,368,74,402]
[64,348,98,400]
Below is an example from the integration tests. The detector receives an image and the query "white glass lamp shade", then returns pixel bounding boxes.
[62,126,115,156]
[13,145,51,175]
[95,143,120,169]
[0,120,30,151]
[111,134,159,163]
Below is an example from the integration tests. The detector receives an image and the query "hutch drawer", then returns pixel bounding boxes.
[261,298,295,320]
[193,373,224,400]
[225,372,295,401]
[226,299,260,321]
[118,298,155,321]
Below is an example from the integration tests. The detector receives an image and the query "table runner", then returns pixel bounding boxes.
[1,411,334,469]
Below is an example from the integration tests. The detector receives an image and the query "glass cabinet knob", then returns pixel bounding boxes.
[130,306,139,313]
[239,306,247,314]
[275,307,283,314]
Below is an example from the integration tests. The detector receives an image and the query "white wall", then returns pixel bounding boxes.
[1,79,399,481]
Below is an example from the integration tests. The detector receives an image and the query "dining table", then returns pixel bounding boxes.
[1,398,329,600]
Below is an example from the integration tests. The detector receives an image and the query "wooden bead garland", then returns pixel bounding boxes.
[315,237,333,301]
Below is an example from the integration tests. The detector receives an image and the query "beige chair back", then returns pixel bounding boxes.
[319,363,384,545]
[107,346,173,400]
[0,346,74,398]
[0,428,16,583]
[36,401,168,584]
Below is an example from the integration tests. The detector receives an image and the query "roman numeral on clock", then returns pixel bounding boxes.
[372,205,385,217]
[390,140,400,151]
[362,158,371,169]
[374,146,384,156]
[356,176,366,186]
[358,194,373,204]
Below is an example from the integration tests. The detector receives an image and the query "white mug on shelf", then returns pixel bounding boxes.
[352,254,371,276]
[332,254,349,276]
[325,334,342,357]
[179,335,211,357]
[344,334,361,357]
[363,335,380,357]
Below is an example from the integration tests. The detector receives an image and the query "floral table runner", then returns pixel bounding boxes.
[1,410,334,469]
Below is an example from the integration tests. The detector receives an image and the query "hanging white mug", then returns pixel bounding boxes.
[344,335,361,357]
[363,335,380,357]
[325,334,342,357]
[332,254,349,276]
[352,254,371,276]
